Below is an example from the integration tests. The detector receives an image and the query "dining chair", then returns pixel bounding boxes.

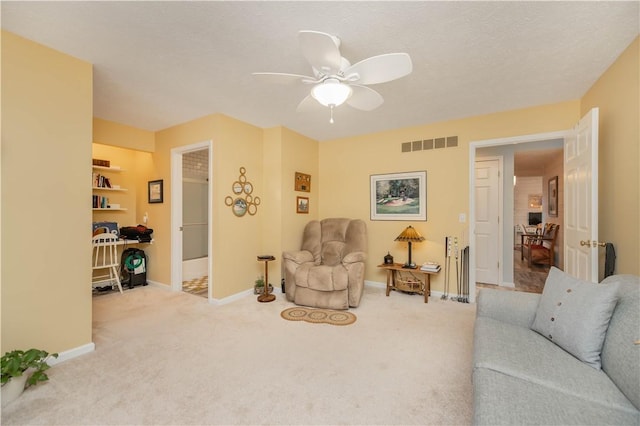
[92,233,123,294]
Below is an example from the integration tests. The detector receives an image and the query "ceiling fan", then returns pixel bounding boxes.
[253,30,413,123]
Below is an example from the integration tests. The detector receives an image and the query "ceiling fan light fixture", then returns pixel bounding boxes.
[311,79,352,107]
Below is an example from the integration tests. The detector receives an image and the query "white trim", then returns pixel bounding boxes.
[48,343,95,366]
[208,287,284,306]
[146,279,172,290]
[170,141,213,302]
[364,280,386,289]
[469,130,569,303]
[500,281,515,288]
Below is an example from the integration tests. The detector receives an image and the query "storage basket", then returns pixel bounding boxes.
[395,276,423,292]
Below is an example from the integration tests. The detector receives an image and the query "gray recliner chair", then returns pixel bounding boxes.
[283,218,367,310]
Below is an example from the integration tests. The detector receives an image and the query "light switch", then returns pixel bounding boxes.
[459,213,466,223]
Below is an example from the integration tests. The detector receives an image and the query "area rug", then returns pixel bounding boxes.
[280,307,357,326]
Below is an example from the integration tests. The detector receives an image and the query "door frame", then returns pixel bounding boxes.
[469,130,568,302]
[474,155,504,286]
[171,140,213,300]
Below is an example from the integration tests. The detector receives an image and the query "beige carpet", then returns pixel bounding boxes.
[1,285,476,425]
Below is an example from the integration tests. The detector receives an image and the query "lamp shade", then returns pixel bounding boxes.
[394,225,425,242]
[311,79,352,107]
[394,225,424,269]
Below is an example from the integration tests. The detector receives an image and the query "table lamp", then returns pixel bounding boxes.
[395,225,425,269]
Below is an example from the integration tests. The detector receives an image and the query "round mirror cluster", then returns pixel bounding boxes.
[225,167,260,217]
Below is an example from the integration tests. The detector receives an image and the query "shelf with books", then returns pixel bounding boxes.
[92,161,129,213]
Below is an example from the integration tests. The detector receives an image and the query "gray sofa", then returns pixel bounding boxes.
[473,268,640,425]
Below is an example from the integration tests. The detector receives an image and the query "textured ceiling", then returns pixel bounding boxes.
[2,1,638,141]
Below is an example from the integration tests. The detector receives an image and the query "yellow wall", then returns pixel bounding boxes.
[92,143,148,227]
[319,101,580,293]
[271,127,319,284]
[93,118,155,152]
[153,114,266,298]
[581,36,640,276]
[1,31,93,352]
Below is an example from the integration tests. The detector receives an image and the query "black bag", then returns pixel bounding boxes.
[120,248,148,288]
[119,225,153,242]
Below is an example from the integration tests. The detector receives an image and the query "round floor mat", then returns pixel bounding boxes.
[280,307,356,326]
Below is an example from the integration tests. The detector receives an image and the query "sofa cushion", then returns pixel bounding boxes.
[473,367,640,426]
[600,275,640,410]
[474,316,638,414]
[531,267,619,369]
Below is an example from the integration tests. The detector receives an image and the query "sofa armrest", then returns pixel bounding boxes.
[477,288,541,328]
[342,251,366,264]
[282,250,314,265]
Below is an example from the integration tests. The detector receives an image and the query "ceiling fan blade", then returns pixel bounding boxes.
[296,94,323,112]
[346,85,384,111]
[252,72,315,85]
[298,31,342,75]
[345,53,412,85]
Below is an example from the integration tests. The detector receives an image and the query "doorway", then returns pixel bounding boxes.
[181,149,209,298]
[170,141,213,300]
[469,130,568,302]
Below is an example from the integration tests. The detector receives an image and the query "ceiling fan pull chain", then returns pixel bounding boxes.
[329,105,335,124]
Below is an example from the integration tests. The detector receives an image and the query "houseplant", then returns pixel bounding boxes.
[1,348,58,406]
[253,276,273,295]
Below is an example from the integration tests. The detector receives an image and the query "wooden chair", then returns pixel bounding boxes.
[523,223,559,268]
[92,233,123,293]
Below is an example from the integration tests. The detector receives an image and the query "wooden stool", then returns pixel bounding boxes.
[257,255,276,303]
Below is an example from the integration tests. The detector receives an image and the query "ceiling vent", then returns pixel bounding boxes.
[401,136,458,152]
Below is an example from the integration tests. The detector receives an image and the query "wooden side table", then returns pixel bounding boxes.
[377,263,438,303]
[257,255,276,303]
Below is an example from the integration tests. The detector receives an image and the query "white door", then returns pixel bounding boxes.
[564,108,599,282]
[474,158,502,284]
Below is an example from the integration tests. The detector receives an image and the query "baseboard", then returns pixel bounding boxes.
[365,280,386,289]
[48,342,95,366]
[209,286,284,306]
[500,281,516,288]
[365,280,474,303]
[146,280,171,290]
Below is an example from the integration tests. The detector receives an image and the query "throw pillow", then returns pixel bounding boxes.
[531,267,619,370]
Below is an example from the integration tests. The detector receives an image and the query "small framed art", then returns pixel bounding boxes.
[548,176,558,217]
[295,172,311,192]
[296,196,309,214]
[148,179,163,204]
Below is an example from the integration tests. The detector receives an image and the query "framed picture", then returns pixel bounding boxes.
[296,196,309,214]
[370,171,427,221]
[295,172,311,192]
[548,176,558,217]
[148,179,163,204]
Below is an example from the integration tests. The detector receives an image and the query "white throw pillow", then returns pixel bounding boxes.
[531,267,619,370]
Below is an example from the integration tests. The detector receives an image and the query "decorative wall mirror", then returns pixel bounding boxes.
[226,167,260,217]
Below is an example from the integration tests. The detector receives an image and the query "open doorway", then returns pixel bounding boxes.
[181,149,210,298]
[170,141,213,300]
[469,131,567,302]
[512,148,564,293]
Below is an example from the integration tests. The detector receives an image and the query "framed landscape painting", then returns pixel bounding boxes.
[370,171,427,221]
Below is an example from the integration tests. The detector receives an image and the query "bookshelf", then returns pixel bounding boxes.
[92,165,128,211]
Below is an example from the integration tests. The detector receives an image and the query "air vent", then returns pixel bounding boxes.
[401,136,459,153]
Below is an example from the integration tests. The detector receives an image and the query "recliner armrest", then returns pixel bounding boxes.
[283,250,314,265]
[342,251,366,264]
